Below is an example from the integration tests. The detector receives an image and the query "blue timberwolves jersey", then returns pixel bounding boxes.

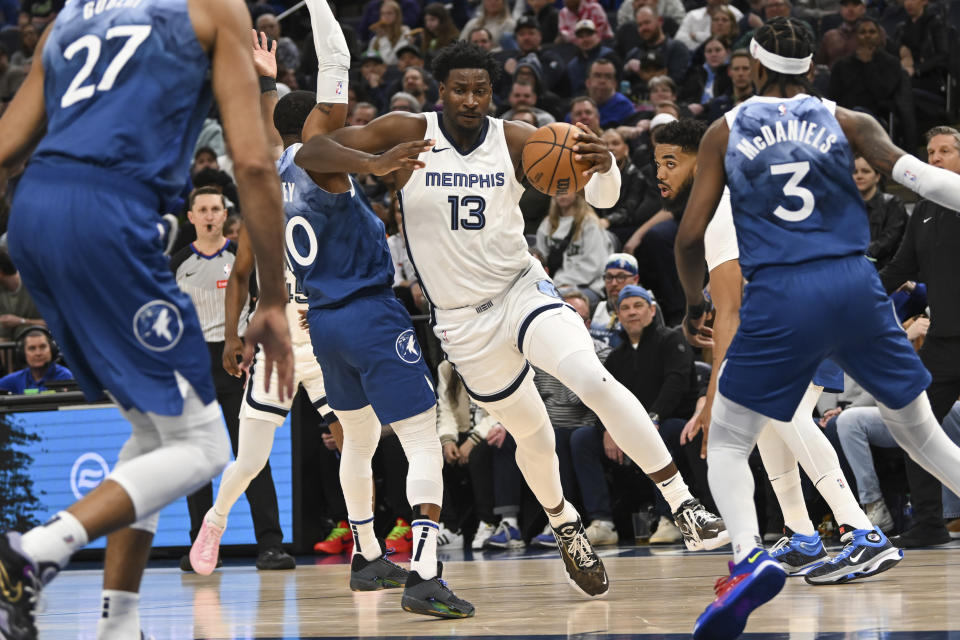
[278,144,394,309]
[724,95,868,280]
[35,0,211,210]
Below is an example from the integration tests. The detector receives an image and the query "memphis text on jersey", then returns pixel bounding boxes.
[735,118,838,161]
[425,171,506,189]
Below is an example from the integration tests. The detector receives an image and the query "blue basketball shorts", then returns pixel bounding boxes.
[8,161,214,415]
[719,255,930,421]
[307,289,435,424]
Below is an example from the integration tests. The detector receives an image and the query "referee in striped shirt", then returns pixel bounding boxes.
[170,186,293,571]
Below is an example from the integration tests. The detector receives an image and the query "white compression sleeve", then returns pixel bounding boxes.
[892,154,960,211]
[583,154,621,209]
[304,0,349,104]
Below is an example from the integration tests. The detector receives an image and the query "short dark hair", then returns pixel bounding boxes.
[588,58,618,81]
[729,48,751,63]
[0,248,16,276]
[570,95,598,110]
[753,17,817,96]
[189,185,226,209]
[431,40,501,84]
[653,119,708,154]
[274,90,317,138]
[194,146,217,161]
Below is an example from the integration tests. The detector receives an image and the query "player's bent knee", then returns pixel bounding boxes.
[479,377,550,440]
[130,512,159,535]
[878,393,938,451]
[392,407,444,507]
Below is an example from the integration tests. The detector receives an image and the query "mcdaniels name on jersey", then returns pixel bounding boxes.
[734,118,839,161]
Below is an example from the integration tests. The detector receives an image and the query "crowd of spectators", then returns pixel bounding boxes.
[0,0,958,553]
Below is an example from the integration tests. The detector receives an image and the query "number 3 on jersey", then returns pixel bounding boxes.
[770,161,814,222]
[62,25,152,108]
[448,195,486,231]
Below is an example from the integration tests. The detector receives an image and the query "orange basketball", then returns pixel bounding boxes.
[521,122,592,197]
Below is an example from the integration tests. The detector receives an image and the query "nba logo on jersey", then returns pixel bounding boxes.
[395,329,421,364]
[133,300,183,352]
[335,81,343,95]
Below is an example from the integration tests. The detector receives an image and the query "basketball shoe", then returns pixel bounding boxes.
[674,499,730,550]
[189,519,225,576]
[0,532,43,640]
[485,520,524,549]
[552,518,609,598]
[693,548,786,640]
[472,521,496,550]
[532,524,556,548]
[769,528,828,575]
[401,562,475,618]
[385,518,413,553]
[313,521,353,555]
[349,553,409,591]
[804,525,903,585]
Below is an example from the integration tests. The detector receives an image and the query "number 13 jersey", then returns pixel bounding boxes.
[723,94,868,281]
[400,112,530,310]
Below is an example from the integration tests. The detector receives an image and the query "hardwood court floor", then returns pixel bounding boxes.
[37,544,960,639]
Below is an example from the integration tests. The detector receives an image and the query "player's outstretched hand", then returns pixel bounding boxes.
[242,305,295,401]
[222,335,244,378]
[572,122,613,177]
[368,139,435,176]
[251,29,277,79]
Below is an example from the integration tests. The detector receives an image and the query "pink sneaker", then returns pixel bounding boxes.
[189,519,225,575]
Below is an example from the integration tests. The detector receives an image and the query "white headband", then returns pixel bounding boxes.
[750,38,812,75]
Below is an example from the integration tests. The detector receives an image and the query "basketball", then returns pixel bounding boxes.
[521,122,591,197]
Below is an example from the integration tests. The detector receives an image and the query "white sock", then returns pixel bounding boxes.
[21,511,89,569]
[502,516,519,530]
[96,589,140,640]
[814,469,873,530]
[410,520,439,579]
[546,500,579,528]
[204,506,228,530]
[656,472,694,514]
[349,516,381,562]
[768,468,816,536]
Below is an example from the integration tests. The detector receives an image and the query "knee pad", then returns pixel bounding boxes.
[480,373,551,441]
[878,392,938,451]
[130,512,159,535]
[392,406,443,508]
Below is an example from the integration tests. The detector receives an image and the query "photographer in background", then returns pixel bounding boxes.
[0,326,71,394]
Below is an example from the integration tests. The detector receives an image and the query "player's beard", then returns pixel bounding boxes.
[663,174,694,216]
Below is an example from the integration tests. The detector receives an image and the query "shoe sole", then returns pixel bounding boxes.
[484,541,525,549]
[401,596,475,618]
[693,561,786,640]
[778,555,829,576]
[189,542,222,576]
[351,576,406,591]
[804,547,904,585]
[692,529,732,552]
[562,570,609,599]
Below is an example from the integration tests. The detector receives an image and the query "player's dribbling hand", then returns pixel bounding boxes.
[368,140,435,175]
[242,305,295,401]
[572,122,612,177]
[251,29,277,79]
[222,335,244,378]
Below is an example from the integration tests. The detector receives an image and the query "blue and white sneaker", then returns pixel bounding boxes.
[769,527,829,575]
[804,525,903,585]
[693,540,787,640]
[693,548,786,640]
[532,524,555,548]
[484,521,524,549]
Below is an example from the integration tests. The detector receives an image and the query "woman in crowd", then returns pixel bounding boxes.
[460,0,517,51]
[366,0,412,65]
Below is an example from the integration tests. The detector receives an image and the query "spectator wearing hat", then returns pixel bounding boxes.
[675,0,742,51]
[623,7,691,86]
[394,44,425,71]
[616,0,686,37]
[357,51,396,113]
[500,16,567,93]
[566,19,620,95]
[461,0,517,51]
[558,0,613,44]
[520,0,560,44]
[570,284,703,542]
[590,253,641,348]
[0,327,71,395]
[582,59,635,128]
[509,52,568,116]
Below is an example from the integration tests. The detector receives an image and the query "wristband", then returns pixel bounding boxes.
[259,76,277,93]
[685,299,710,336]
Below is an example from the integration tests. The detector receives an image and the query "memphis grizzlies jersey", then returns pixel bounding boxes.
[35,0,211,210]
[278,144,394,309]
[400,112,530,310]
[724,95,868,280]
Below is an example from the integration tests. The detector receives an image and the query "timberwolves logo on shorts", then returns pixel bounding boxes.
[395,329,422,364]
[133,300,184,352]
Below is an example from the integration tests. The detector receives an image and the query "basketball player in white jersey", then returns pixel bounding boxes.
[295,40,728,598]
[655,119,901,584]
